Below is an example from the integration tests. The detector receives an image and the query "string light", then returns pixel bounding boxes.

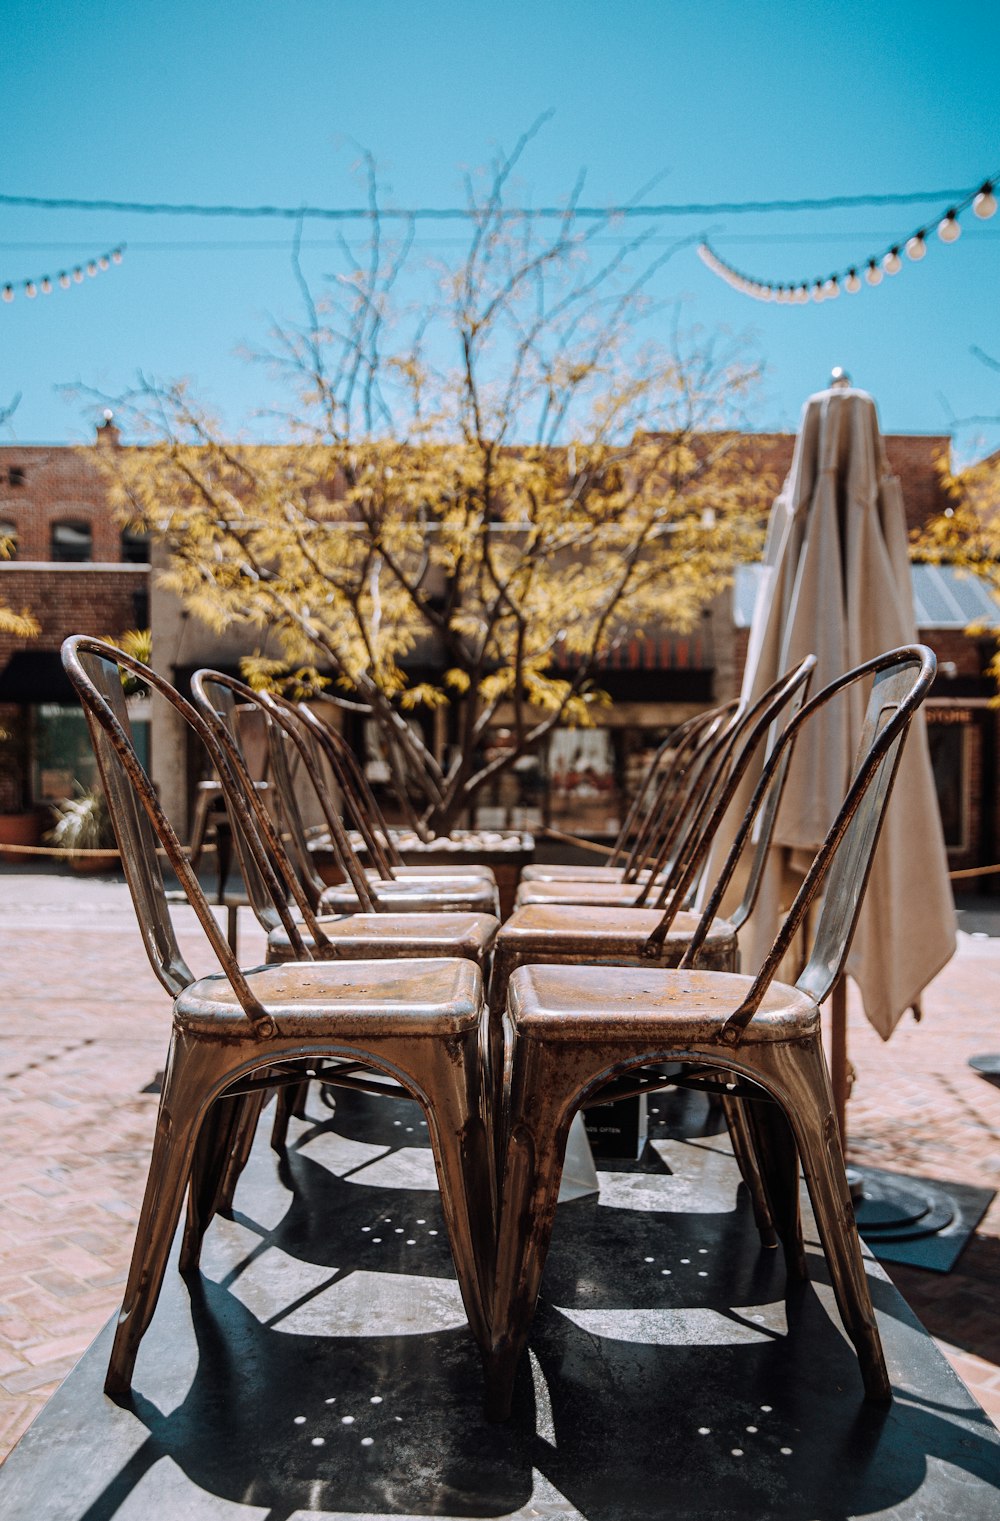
[0,245,124,304]
[698,168,997,306]
[938,210,961,243]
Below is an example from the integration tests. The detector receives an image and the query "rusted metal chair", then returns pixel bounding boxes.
[485,645,935,1420]
[487,657,815,1245]
[513,666,816,912]
[296,696,498,886]
[61,635,496,1401]
[520,701,739,885]
[191,670,500,969]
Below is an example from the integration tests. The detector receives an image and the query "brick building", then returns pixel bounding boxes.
[0,423,997,883]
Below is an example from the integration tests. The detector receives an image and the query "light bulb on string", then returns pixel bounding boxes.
[40,277,51,295]
[2,285,13,303]
[72,268,83,283]
[865,259,883,286]
[974,182,997,219]
[798,285,810,303]
[824,276,840,298]
[883,247,902,275]
[845,268,861,293]
[58,272,70,289]
[98,255,109,270]
[111,248,123,264]
[906,232,927,261]
[938,210,961,243]
[25,281,36,299]
[86,261,97,277]
[812,280,825,302]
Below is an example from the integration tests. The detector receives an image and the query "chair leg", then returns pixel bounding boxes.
[743,1091,806,1278]
[412,1032,496,1354]
[271,1078,310,1152]
[746,1035,892,1404]
[179,1091,266,1271]
[720,1092,778,1249]
[106,1033,237,1401]
[486,1036,585,1421]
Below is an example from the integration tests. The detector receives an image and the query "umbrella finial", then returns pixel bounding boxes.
[830,366,852,389]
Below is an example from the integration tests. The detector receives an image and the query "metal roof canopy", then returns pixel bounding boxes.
[734,562,1000,631]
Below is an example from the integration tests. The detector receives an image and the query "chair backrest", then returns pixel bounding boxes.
[637,655,817,916]
[60,635,300,1030]
[293,700,400,878]
[615,703,738,877]
[191,671,376,921]
[709,645,936,1037]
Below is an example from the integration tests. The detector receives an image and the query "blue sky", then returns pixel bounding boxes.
[2,0,998,458]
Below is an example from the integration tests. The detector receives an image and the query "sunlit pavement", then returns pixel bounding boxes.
[1,864,998,1461]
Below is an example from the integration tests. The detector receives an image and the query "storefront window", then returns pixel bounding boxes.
[31,701,150,803]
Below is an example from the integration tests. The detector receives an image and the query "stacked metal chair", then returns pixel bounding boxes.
[483,645,936,1418]
[61,635,496,1400]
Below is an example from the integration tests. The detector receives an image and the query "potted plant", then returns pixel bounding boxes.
[44,784,119,871]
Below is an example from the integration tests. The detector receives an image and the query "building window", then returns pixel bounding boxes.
[0,518,17,558]
[50,519,93,563]
[7,466,26,488]
[120,525,151,564]
[926,712,969,852]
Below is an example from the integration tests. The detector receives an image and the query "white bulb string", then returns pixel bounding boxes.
[1,245,125,305]
[698,173,997,303]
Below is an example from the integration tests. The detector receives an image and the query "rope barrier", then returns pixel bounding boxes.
[3,835,1000,879]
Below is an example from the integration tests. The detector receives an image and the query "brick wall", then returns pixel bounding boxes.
[0,440,126,563]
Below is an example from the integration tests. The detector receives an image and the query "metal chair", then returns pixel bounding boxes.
[61,635,495,1401]
[191,670,500,969]
[485,646,935,1420]
[512,671,808,909]
[296,696,499,885]
[520,701,738,885]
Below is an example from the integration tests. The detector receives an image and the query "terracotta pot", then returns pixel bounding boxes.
[0,811,40,864]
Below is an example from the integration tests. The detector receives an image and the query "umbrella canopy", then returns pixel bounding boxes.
[731,383,955,1039]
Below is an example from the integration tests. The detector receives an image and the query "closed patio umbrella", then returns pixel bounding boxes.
[722,379,955,1122]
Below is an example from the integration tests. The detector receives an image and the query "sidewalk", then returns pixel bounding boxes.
[0,865,998,1460]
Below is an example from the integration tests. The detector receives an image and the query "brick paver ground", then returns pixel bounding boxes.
[0,864,998,1461]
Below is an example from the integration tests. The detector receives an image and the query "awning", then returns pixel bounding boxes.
[0,651,78,704]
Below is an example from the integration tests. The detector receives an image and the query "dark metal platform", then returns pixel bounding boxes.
[2,1088,999,1520]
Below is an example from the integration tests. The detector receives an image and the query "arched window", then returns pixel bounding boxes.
[50,519,93,563]
[0,518,17,558]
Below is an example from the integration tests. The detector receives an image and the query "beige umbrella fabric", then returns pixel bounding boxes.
[726,383,955,1040]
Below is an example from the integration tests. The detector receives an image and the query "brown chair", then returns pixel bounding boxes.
[296,695,498,885]
[487,656,816,1246]
[61,635,495,1400]
[485,645,936,1420]
[513,666,817,912]
[191,670,500,969]
[520,701,738,884]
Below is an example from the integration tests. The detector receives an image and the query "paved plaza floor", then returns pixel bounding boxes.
[1,863,999,1464]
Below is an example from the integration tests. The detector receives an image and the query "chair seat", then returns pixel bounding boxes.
[175,956,483,1038]
[376,864,497,885]
[507,962,818,1045]
[497,903,735,967]
[322,878,500,916]
[268,911,499,963]
[519,863,654,884]
[514,879,661,908]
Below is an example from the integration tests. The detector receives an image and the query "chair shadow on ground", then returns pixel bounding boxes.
[68,1089,1000,1521]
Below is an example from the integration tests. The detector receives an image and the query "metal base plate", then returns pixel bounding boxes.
[2,1089,999,1520]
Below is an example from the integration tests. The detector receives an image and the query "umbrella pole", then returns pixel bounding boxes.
[830,976,849,1148]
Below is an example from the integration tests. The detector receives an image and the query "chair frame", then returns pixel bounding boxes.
[61,636,496,1400]
[486,646,936,1420]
